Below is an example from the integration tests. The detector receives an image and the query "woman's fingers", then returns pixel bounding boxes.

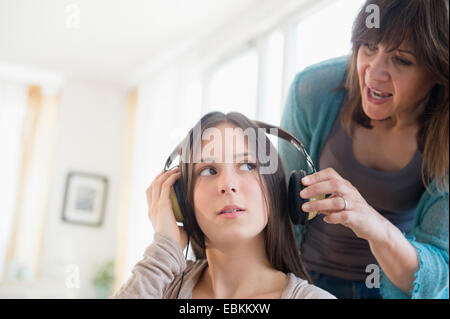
[323,211,352,225]
[298,168,382,241]
[302,195,347,213]
[300,178,350,199]
[301,167,344,186]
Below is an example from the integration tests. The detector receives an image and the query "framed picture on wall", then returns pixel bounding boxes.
[61,171,108,227]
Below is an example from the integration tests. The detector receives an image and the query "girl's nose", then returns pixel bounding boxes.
[220,186,237,194]
[218,168,238,195]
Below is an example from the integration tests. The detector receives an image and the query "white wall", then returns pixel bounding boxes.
[122,63,203,282]
[0,79,126,298]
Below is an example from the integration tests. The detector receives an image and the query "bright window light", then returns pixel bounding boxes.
[0,81,26,280]
[259,30,284,126]
[296,0,366,71]
[205,49,258,119]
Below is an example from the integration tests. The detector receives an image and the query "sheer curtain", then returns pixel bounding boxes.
[118,65,203,284]
[2,85,60,282]
[0,80,27,280]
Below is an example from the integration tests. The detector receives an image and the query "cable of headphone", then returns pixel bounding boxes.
[175,234,190,299]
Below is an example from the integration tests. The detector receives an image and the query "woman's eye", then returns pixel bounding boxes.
[199,167,217,176]
[239,163,256,171]
[363,42,377,52]
[394,57,412,66]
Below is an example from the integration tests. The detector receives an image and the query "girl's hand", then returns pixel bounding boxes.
[300,168,389,242]
[146,168,188,249]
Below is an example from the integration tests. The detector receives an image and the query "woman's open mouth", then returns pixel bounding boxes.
[366,86,393,105]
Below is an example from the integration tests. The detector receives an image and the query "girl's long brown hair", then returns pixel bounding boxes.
[341,0,449,193]
[178,111,312,283]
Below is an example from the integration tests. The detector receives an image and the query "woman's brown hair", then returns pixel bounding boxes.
[341,0,449,193]
[177,111,311,282]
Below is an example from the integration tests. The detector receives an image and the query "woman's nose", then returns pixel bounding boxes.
[366,54,390,83]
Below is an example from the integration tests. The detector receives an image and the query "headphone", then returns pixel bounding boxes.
[164,119,322,226]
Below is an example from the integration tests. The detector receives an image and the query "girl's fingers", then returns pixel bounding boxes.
[150,171,165,201]
[146,170,164,197]
[160,172,181,201]
[151,168,179,204]
[156,170,165,177]
[178,226,188,249]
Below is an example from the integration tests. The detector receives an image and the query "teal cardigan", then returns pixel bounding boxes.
[278,55,449,299]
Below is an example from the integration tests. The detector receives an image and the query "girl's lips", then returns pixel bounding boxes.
[218,205,244,214]
[366,86,393,105]
[218,210,245,219]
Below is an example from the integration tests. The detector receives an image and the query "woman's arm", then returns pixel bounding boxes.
[379,189,449,299]
[368,218,419,294]
[300,168,449,298]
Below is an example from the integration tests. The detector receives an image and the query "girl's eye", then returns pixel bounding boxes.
[239,162,256,171]
[199,167,217,176]
[198,163,256,176]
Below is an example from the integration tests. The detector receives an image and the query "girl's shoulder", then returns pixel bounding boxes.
[163,258,208,298]
[283,273,337,299]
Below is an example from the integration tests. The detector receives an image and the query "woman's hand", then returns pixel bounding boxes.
[300,167,389,242]
[146,168,188,249]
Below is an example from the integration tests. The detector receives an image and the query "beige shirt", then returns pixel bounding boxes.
[111,233,336,299]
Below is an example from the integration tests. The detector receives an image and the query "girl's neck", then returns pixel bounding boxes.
[200,235,285,298]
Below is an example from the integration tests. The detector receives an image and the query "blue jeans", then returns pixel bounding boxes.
[309,270,382,299]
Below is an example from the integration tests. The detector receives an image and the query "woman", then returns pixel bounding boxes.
[111,112,335,299]
[279,0,448,299]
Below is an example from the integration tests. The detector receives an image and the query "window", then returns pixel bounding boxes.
[203,0,366,125]
[257,30,284,125]
[0,81,27,280]
[296,0,366,72]
[203,49,258,119]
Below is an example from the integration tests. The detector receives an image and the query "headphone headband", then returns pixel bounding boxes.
[253,120,316,172]
[164,119,316,173]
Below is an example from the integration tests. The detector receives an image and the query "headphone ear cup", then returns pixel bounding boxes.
[170,179,186,223]
[288,170,309,225]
